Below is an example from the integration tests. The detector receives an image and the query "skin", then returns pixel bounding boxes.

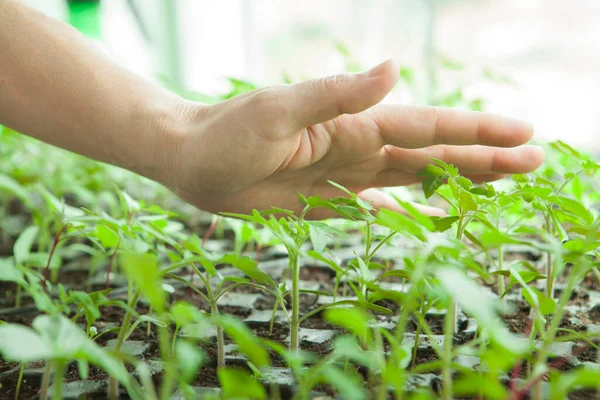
[0,0,545,219]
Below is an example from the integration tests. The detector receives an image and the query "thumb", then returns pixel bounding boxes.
[285,58,399,129]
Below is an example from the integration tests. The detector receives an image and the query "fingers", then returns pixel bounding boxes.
[284,59,399,130]
[358,188,446,217]
[383,144,545,174]
[368,104,535,149]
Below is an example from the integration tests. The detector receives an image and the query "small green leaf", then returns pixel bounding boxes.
[417,164,448,198]
[522,287,556,315]
[13,225,39,265]
[120,252,165,312]
[96,224,119,248]
[220,254,274,287]
[308,222,330,253]
[432,216,459,232]
[324,307,371,341]
[0,324,52,361]
[218,368,266,400]
[437,268,526,353]
[220,315,269,367]
[176,341,205,383]
[0,258,25,284]
[316,364,366,400]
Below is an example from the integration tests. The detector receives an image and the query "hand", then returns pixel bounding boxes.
[167,59,544,218]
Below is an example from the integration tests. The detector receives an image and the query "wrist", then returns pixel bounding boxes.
[134,96,200,187]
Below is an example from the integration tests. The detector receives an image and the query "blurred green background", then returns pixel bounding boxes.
[23,0,600,149]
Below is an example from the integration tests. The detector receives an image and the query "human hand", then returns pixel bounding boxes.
[166,59,544,218]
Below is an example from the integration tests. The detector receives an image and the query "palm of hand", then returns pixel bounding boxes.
[175,60,544,217]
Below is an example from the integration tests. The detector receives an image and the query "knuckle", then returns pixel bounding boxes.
[322,73,352,91]
[247,87,292,131]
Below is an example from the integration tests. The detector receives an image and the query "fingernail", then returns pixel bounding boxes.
[366,58,395,77]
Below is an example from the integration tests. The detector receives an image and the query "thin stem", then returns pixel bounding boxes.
[40,362,51,400]
[442,302,455,400]
[411,300,426,369]
[545,212,553,331]
[211,301,225,369]
[441,211,466,400]
[368,231,398,261]
[290,252,300,352]
[171,324,180,355]
[15,284,21,308]
[14,362,25,400]
[106,239,120,290]
[498,244,506,311]
[52,360,65,400]
[109,288,141,400]
[158,314,176,400]
[43,224,68,287]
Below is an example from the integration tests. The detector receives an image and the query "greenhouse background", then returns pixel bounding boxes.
[24,0,600,149]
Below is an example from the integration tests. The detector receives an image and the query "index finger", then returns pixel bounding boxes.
[367,105,534,149]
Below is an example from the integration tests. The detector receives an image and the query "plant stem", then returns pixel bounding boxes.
[14,362,25,400]
[411,300,426,369]
[106,239,120,290]
[171,324,180,355]
[108,288,141,400]
[545,213,553,331]
[441,213,466,400]
[290,252,300,352]
[43,224,67,288]
[211,301,225,369]
[15,284,21,308]
[442,300,455,400]
[158,316,177,400]
[52,360,65,400]
[40,362,51,400]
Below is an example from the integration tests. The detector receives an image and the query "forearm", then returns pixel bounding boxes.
[0,0,194,183]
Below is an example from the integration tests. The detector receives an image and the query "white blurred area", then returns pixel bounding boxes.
[23,0,600,150]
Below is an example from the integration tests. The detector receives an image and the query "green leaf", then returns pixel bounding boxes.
[220,254,274,287]
[0,258,25,284]
[13,225,39,265]
[324,307,371,341]
[393,198,435,231]
[96,224,119,248]
[456,176,473,190]
[550,195,593,226]
[548,209,568,242]
[376,209,425,240]
[551,365,600,400]
[218,368,266,400]
[432,216,459,232]
[521,286,556,315]
[171,301,206,327]
[120,252,165,312]
[308,222,330,253]
[454,372,508,400]
[375,269,411,281]
[70,291,101,324]
[306,251,344,275]
[417,164,448,198]
[0,324,52,361]
[480,228,522,247]
[316,364,366,400]
[458,189,478,211]
[176,341,205,383]
[436,268,527,353]
[220,315,269,367]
